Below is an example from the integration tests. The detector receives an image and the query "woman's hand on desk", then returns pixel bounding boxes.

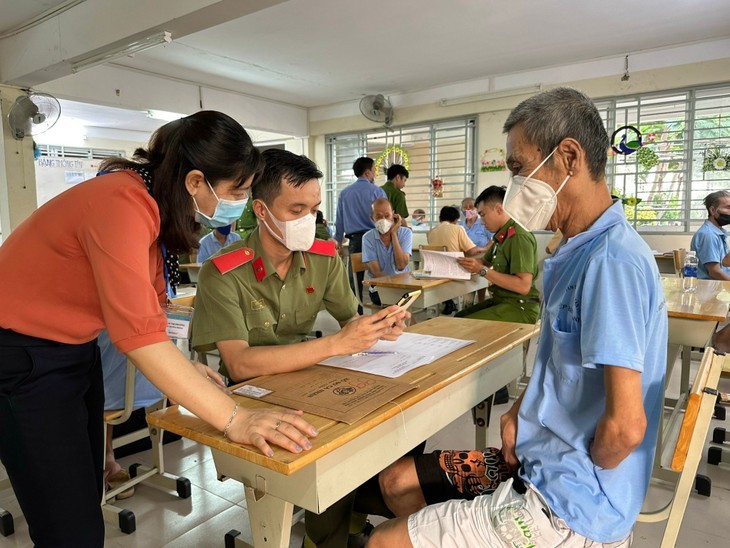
[334,306,409,354]
[228,408,317,457]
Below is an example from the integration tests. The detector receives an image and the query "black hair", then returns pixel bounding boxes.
[439,206,461,223]
[251,149,322,206]
[353,157,375,177]
[704,190,730,214]
[386,164,409,180]
[475,186,506,207]
[100,111,262,253]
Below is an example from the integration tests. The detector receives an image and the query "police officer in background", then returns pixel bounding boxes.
[192,149,408,548]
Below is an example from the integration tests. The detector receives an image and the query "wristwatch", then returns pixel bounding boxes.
[478,266,489,278]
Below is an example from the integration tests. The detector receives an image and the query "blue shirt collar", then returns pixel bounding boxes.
[355,177,373,184]
[701,219,727,236]
[554,200,625,258]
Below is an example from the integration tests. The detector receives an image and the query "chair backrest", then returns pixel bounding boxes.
[419,244,447,252]
[655,255,678,276]
[673,249,686,274]
[349,252,369,274]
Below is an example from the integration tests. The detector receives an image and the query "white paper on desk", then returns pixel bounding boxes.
[320,332,475,378]
[420,250,471,280]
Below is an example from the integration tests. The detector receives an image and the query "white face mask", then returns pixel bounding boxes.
[375,218,393,234]
[502,147,570,231]
[260,202,316,251]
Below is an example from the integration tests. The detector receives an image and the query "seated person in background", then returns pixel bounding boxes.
[459,197,494,247]
[691,190,730,358]
[362,198,413,306]
[196,223,241,262]
[455,185,540,325]
[100,329,164,500]
[315,210,333,240]
[192,149,408,548]
[691,190,730,281]
[428,206,484,256]
[410,208,429,231]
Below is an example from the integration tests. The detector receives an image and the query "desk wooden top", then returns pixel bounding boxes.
[662,276,730,322]
[362,272,462,289]
[148,317,538,476]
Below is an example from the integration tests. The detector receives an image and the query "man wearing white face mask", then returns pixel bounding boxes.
[192,149,409,548]
[361,198,413,306]
[369,88,667,548]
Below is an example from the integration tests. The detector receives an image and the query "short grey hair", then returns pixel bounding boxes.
[503,87,609,181]
[704,190,730,214]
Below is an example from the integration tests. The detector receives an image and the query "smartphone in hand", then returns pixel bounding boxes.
[385,289,422,318]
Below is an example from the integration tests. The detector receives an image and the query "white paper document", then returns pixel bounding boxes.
[419,250,472,280]
[319,332,475,378]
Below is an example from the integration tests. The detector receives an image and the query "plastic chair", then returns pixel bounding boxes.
[101,346,192,534]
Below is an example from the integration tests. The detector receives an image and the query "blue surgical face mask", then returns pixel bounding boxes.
[193,179,248,228]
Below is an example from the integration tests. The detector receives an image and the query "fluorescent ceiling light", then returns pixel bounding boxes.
[440,85,542,106]
[71,31,172,73]
[147,109,186,122]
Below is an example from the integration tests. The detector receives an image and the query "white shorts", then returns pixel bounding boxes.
[407,479,632,548]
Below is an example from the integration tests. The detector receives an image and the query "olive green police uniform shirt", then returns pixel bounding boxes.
[485,219,540,305]
[381,181,409,219]
[192,228,358,380]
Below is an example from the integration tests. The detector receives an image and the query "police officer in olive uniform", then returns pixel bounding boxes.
[456,185,540,324]
[192,149,408,548]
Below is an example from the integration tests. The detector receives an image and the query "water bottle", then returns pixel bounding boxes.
[682,251,698,293]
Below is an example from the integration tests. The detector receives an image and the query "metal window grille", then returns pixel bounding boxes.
[37,144,124,159]
[597,83,730,232]
[326,117,477,229]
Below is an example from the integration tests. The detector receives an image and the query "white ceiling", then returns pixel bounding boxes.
[2,0,730,143]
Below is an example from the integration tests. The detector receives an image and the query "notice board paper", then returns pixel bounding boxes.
[234,366,417,424]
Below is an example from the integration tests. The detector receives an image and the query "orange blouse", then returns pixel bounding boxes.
[0,170,169,353]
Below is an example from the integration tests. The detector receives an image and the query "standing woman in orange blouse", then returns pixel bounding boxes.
[0,111,316,547]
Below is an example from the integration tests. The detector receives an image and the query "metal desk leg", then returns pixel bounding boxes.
[226,485,293,548]
[472,395,493,451]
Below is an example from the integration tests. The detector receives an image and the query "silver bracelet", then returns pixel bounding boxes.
[223,403,239,439]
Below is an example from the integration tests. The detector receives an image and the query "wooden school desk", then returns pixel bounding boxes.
[148,317,538,548]
[662,276,730,401]
[362,272,488,309]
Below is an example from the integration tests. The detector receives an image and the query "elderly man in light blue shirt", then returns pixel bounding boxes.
[369,88,666,548]
[691,190,730,281]
[362,198,412,306]
[459,196,494,246]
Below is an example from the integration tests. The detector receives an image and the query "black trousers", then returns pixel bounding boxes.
[0,328,105,547]
[346,232,366,306]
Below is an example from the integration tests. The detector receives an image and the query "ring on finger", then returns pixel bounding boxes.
[274,420,281,431]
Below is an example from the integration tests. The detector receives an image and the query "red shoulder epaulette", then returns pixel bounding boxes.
[306,239,337,257]
[211,248,255,274]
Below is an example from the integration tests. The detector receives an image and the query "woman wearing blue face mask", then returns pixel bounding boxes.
[0,111,318,547]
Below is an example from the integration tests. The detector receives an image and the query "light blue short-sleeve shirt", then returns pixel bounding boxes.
[691,219,729,279]
[516,200,667,543]
[459,219,493,247]
[197,231,242,263]
[361,227,412,279]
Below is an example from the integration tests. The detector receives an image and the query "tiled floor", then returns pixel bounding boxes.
[2,330,730,546]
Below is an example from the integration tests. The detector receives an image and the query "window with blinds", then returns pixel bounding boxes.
[326,118,476,229]
[596,84,730,232]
